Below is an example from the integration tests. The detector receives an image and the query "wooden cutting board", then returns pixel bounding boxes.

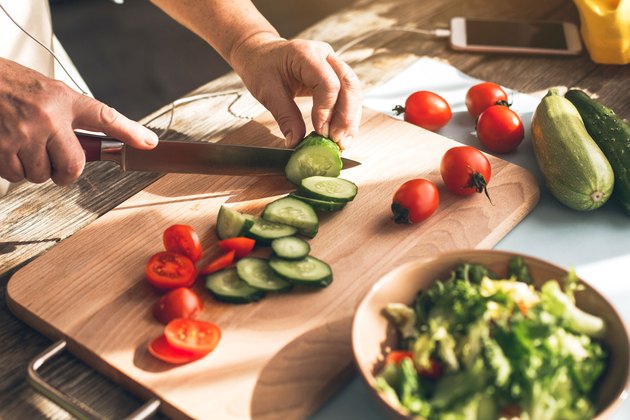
[7,107,539,419]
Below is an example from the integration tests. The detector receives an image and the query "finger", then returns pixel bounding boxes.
[262,85,306,147]
[326,54,363,149]
[72,94,158,149]
[47,129,86,186]
[0,153,25,183]
[18,143,52,184]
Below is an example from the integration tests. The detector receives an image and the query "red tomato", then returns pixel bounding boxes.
[146,251,197,290]
[198,250,236,275]
[394,91,452,131]
[385,350,413,365]
[391,179,439,224]
[419,358,444,380]
[163,224,202,262]
[218,237,255,259]
[440,146,492,199]
[476,105,524,154]
[465,82,509,120]
[148,335,201,364]
[164,318,221,355]
[154,287,204,325]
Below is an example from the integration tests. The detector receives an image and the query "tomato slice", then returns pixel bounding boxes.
[198,250,236,275]
[154,287,204,324]
[164,318,221,355]
[385,350,413,365]
[163,224,203,262]
[146,251,197,290]
[148,335,201,364]
[218,237,255,259]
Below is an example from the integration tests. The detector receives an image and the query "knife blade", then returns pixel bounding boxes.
[77,133,361,176]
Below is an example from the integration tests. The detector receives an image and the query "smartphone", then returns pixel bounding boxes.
[449,17,582,56]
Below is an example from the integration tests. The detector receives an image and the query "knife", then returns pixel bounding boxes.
[77,132,361,176]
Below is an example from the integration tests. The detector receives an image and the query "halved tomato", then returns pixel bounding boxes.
[164,318,221,355]
[146,251,196,290]
[198,250,236,275]
[163,224,202,262]
[148,335,201,364]
[218,237,255,259]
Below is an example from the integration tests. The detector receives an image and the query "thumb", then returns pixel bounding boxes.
[72,94,158,149]
[261,88,306,148]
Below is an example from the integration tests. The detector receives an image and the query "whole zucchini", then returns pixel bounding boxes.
[565,89,630,214]
[531,89,614,211]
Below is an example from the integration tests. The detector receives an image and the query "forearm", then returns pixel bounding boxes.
[149,0,279,67]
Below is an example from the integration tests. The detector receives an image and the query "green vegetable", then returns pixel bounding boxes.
[284,132,342,185]
[216,205,254,239]
[262,196,319,237]
[270,236,310,260]
[288,193,347,212]
[298,175,358,202]
[243,215,297,243]
[565,89,630,214]
[531,89,614,211]
[508,255,532,284]
[268,255,332,287]
[235,257,292,292]
[205,268,265,303]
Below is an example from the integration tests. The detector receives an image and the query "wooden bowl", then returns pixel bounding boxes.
[352,249,630,419]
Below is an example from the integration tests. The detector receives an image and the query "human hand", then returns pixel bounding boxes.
[230,33,362,150]
[0,58,158,186]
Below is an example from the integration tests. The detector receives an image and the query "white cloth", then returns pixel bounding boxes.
[0,0,91,196]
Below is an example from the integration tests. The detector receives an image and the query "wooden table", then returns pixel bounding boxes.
[1,0,628,417]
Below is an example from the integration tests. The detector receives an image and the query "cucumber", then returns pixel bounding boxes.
[565,89,630,214]
[269,256,333,287]
[271,236,310,260]
[298,176,358,202]
[285,132,342,185]
[236,257,292,292]
[262,196,319,237]
[531,89,614,211]
[205,268,265,303]
[244,215,298,243]
[289,193,347,212]
[216,205,255,239]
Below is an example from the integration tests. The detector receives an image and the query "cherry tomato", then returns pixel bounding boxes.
[164,318,221,356]
[198,250,236,275]
[385,350,413,365]
[476,105,524,154]
[465,82,509,120]
[163,224,202,262]
[218,237,255,259]
[419,358,444,380]
[440,146,492,199]
[148,335,201,364]
[393,91,452,131]
[391,179,439,224]
[146,251,197,290]
[154,287,204,324]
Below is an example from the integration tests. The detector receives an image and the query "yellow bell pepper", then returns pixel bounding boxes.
[573,0,630,64]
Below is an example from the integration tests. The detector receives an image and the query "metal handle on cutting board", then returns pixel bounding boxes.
[28,340,161,420]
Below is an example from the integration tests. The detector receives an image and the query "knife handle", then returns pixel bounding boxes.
[76,133,102,162]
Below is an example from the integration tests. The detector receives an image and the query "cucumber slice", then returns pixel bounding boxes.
[271,236,311,260]
[216,205,254,240]
[285,132,342,185]
[262,196,319,238]
[205,268,265,303]
[244,215,298,243]
[269,256,333,287]
[236,257,292,292]
[298,176,358,202]
[289,193,347,212]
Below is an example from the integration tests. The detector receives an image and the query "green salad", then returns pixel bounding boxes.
[377,257,608,420]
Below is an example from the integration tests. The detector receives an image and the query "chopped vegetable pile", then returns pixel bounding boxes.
[377,257,608,419]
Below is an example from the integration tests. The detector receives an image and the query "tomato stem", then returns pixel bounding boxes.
[391,202,411,224]
[392,105,405,116]
[469,172,493,205]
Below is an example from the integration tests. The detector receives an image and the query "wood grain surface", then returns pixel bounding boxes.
[7,106,538,419]
[1,0,628,418]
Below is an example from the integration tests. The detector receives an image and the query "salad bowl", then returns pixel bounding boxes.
[352,249,630,419]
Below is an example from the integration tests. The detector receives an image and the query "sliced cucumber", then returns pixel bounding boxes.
[205,268,265,303]
[298,176,358,202]
[244,215,298,243]
[236,257,292,292]
[271,236,311,260]
[285,132,342,185]
[216,205,254,240]
[289,193,347,212]
[269,256,333,287]
[262,196,319,238]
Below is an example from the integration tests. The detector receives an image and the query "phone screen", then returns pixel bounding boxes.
[466,19,567,50]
